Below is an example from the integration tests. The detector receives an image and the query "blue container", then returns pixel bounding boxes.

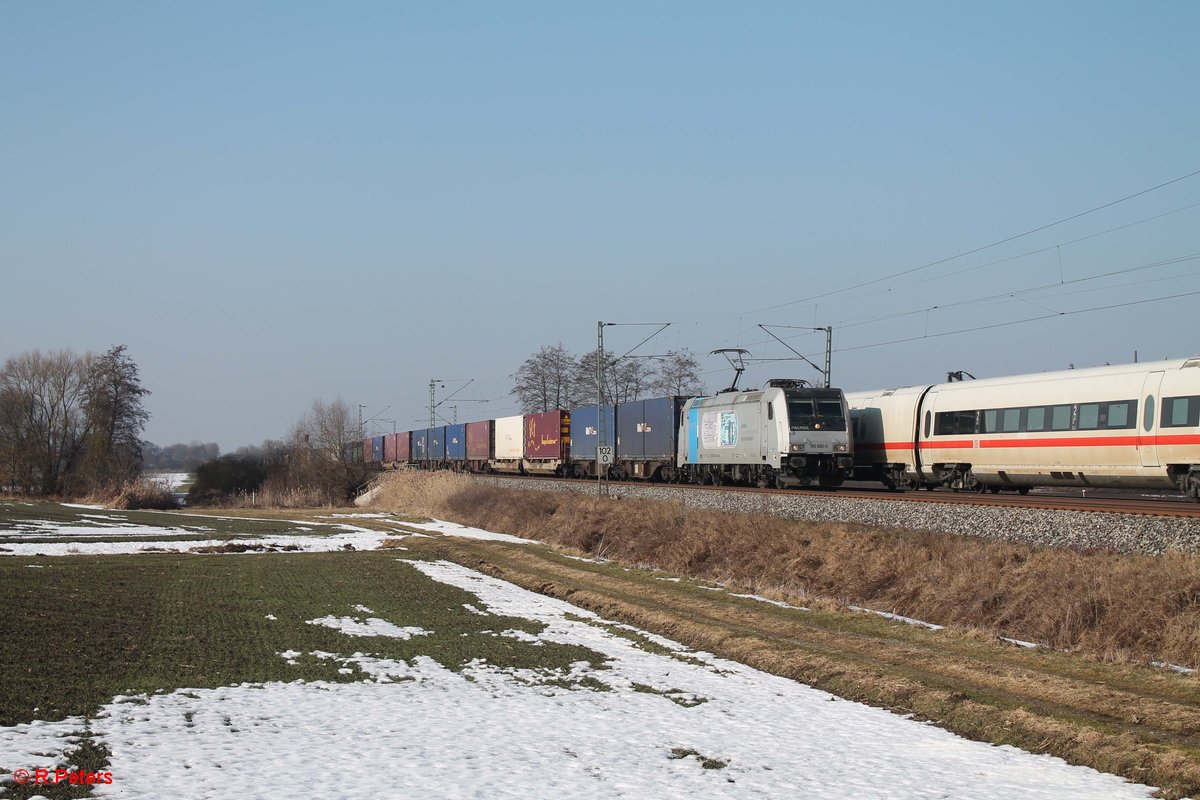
[412,429,429,461]
[618,396,687,460]
[569,405,615,462]
[429,425,447,460]
[445,424,466,461]
[371,436,385,463]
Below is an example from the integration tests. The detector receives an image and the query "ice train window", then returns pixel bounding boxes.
[1144,397,1155,432]
[1106,401,1134,430]
[1002,408,1021,432]
[983,410,998,433]
[1050,405,1072,431]
[1077,404,1101,430]
[936,410,977,435]
[923,411,931,438]
[1026,407,1046,431]
[1163,396,1200,428]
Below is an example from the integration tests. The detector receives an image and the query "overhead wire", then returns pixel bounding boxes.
[723,167,1200,319]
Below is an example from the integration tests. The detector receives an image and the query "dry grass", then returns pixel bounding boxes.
[102,478,179,510]
[372,471,1200,669]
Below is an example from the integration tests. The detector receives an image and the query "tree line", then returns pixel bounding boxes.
[0,345,149,496]
[143,441,220,471]
[185,398,367,506]
[510,345,706,414]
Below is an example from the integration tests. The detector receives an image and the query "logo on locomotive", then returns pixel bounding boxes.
[701,410,739,449]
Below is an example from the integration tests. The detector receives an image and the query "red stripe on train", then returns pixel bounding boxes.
[855,434,1200,451]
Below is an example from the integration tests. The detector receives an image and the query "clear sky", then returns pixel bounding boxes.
[2,1,1198,450]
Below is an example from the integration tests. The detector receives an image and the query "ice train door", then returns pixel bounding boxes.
[1140,371,1164,468]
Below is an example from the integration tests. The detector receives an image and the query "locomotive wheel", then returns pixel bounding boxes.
[1018,487,1031,495]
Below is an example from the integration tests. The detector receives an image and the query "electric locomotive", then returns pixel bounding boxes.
[678,379,853,488]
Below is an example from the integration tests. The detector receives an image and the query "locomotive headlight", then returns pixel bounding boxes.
[814,422,823,430]
[834,443,847,452]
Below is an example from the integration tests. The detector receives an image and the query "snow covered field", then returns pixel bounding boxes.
[0,507,1167,798]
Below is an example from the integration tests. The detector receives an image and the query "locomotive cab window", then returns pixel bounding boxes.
[785,391,847,431]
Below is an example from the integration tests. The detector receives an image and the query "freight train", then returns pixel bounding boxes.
[847,358,1200,500]
[350,381,855,488]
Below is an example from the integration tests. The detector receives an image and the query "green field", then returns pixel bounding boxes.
[0,551,606,728]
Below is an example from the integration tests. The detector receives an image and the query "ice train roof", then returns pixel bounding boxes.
[848,357,1200,398]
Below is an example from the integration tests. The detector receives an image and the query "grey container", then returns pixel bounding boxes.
[569,405,615,462]
[617,396,688,460]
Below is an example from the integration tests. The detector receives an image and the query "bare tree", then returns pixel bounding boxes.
[285,397,367,502]
[79,345,150,491]
[651,348,706,396]
[0,349,93,495]
[574,348,656,406]
[511,344,577,413]
[609,358,654,405]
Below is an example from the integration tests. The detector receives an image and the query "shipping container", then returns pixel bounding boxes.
[412,429,429,461]
[428,425,446,461]
[618,396,688,460]
[445,424,466,461]
[525,410,570,460]
[569,405,615,462]
[465,420,493,461]
[370,436,385,463]
[362,438,373,463]
[395,431,411,463]
[494,416,524,460]
[383,433,397,463]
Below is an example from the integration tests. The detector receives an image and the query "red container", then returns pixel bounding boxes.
[466,420,493,460]
[361,438,372,463]
[396,431,411,462]
[524,411,569,459]
[383,434,397,462]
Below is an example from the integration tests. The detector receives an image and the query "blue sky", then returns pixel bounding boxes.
[2,2,1198,449]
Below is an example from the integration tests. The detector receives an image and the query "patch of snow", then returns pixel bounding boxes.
[1000,637,1041,649]
[848,606,945,631]
[305,615,431,640]
[265,614,277,621]
[403,519,534,544]
[1151,661,1196,675]
[732,593,809,611]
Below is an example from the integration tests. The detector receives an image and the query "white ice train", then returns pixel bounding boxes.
[846,358,1200,500]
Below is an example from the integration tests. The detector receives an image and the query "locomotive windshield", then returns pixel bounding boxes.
[785,390,847,431]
